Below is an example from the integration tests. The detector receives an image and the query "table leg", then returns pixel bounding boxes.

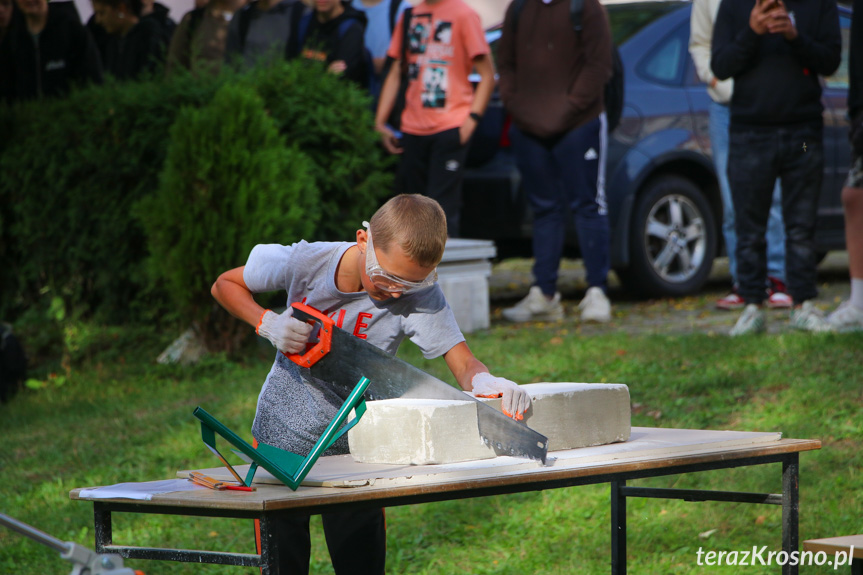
[611,480,627,575]
[258,515,279,575]
[782,454,799,575]
[93,503,112,553]
[852,558,862,575]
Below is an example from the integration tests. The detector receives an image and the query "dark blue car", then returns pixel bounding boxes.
[461,0,853,297]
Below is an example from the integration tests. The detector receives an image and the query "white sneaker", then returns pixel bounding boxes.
[729,304,766,336]
[790,301,831,332]
[826,300,863,332]
[578,286,611,323]
[502,286,564,322]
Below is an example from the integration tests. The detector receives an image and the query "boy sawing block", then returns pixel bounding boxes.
[348,382,631,465]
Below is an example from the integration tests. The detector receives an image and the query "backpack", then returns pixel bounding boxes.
[509,0,624,133]
[295,8,374,91]
[385,0,402,36]
[379,5,411,130]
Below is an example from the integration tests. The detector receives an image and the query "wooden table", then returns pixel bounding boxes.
[803,535,863,574]
[70,428,820,575]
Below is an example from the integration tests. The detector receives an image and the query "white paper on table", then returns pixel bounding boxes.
[78,479,207,501]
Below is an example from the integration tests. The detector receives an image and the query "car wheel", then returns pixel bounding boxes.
[618,175,717,298]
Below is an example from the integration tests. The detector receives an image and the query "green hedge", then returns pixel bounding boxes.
[137,82,319,351]
[239,62,396,236]
[0,60,392,353]
[0,70,222,325]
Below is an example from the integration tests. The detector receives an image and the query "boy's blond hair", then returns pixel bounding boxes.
[369,195,447,267]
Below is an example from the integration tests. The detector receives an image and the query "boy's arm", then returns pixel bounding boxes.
[211,266,265,327]
[567,0,612,114]
[471,53,495,117]
[211,266,312,353]
[443,341,489,390]
[444,342,531,420]
[330,21,366,81]
[374,58,404,154]
[460,52,495,145]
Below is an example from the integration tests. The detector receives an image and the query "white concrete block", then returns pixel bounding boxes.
[348,382,631,465]
[477,382,631,451]
[348,398,496,465]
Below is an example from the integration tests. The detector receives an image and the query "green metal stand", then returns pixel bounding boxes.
[193,376,370,491]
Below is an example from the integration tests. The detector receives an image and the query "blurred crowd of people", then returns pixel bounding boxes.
[0,0,414,101]
[1,0,861,335]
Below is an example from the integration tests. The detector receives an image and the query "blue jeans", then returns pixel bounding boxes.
[709,101,786,285]
[510,116,610,295]
[728,125,823,305]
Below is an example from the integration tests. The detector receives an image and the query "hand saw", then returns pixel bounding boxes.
[287,303,548,463]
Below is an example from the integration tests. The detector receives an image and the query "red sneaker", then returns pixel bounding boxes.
[716,290,745,310]
[767,277,793,309]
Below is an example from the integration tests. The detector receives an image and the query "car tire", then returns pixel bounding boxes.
[618,175,717,298]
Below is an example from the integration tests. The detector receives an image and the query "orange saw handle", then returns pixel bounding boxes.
[284,303,334,368]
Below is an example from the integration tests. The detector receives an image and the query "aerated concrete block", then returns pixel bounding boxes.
[348,382,631,465]
[347,398,495,465]
[477,382,631,451]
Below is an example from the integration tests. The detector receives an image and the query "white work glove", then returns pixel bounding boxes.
[470,372,531,421]
[256,308,314,355]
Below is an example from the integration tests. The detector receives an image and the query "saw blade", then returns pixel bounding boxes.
[292,305,548,463]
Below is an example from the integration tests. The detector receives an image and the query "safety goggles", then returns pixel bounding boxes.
[364,222,437,294]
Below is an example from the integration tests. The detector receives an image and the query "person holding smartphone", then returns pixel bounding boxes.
[711,0,841,335]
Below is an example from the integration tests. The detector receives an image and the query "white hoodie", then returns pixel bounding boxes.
[689,0,733,104]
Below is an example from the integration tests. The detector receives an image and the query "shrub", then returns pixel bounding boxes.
[136,82,319,352]
[0,59,392,359]
[0,72,223,324]
[239,60,395,240]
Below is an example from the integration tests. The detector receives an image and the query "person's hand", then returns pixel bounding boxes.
[375,123,403,155]
[749,0,778,35]
[459,115,479,145]
[471,372,531,421]
[327,60,347,75]
[256,308,314,354]
[766,2,797,40]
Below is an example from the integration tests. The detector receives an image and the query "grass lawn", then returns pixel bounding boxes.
[1,323,861,574]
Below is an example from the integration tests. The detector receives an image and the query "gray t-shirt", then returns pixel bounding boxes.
[243,240,465,456]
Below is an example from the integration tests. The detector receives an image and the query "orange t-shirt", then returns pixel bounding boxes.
[386,0,489,136]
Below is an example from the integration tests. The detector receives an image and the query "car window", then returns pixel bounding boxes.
[637,23,688,85]
[823,15,851,90]
[607,3,682,45]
